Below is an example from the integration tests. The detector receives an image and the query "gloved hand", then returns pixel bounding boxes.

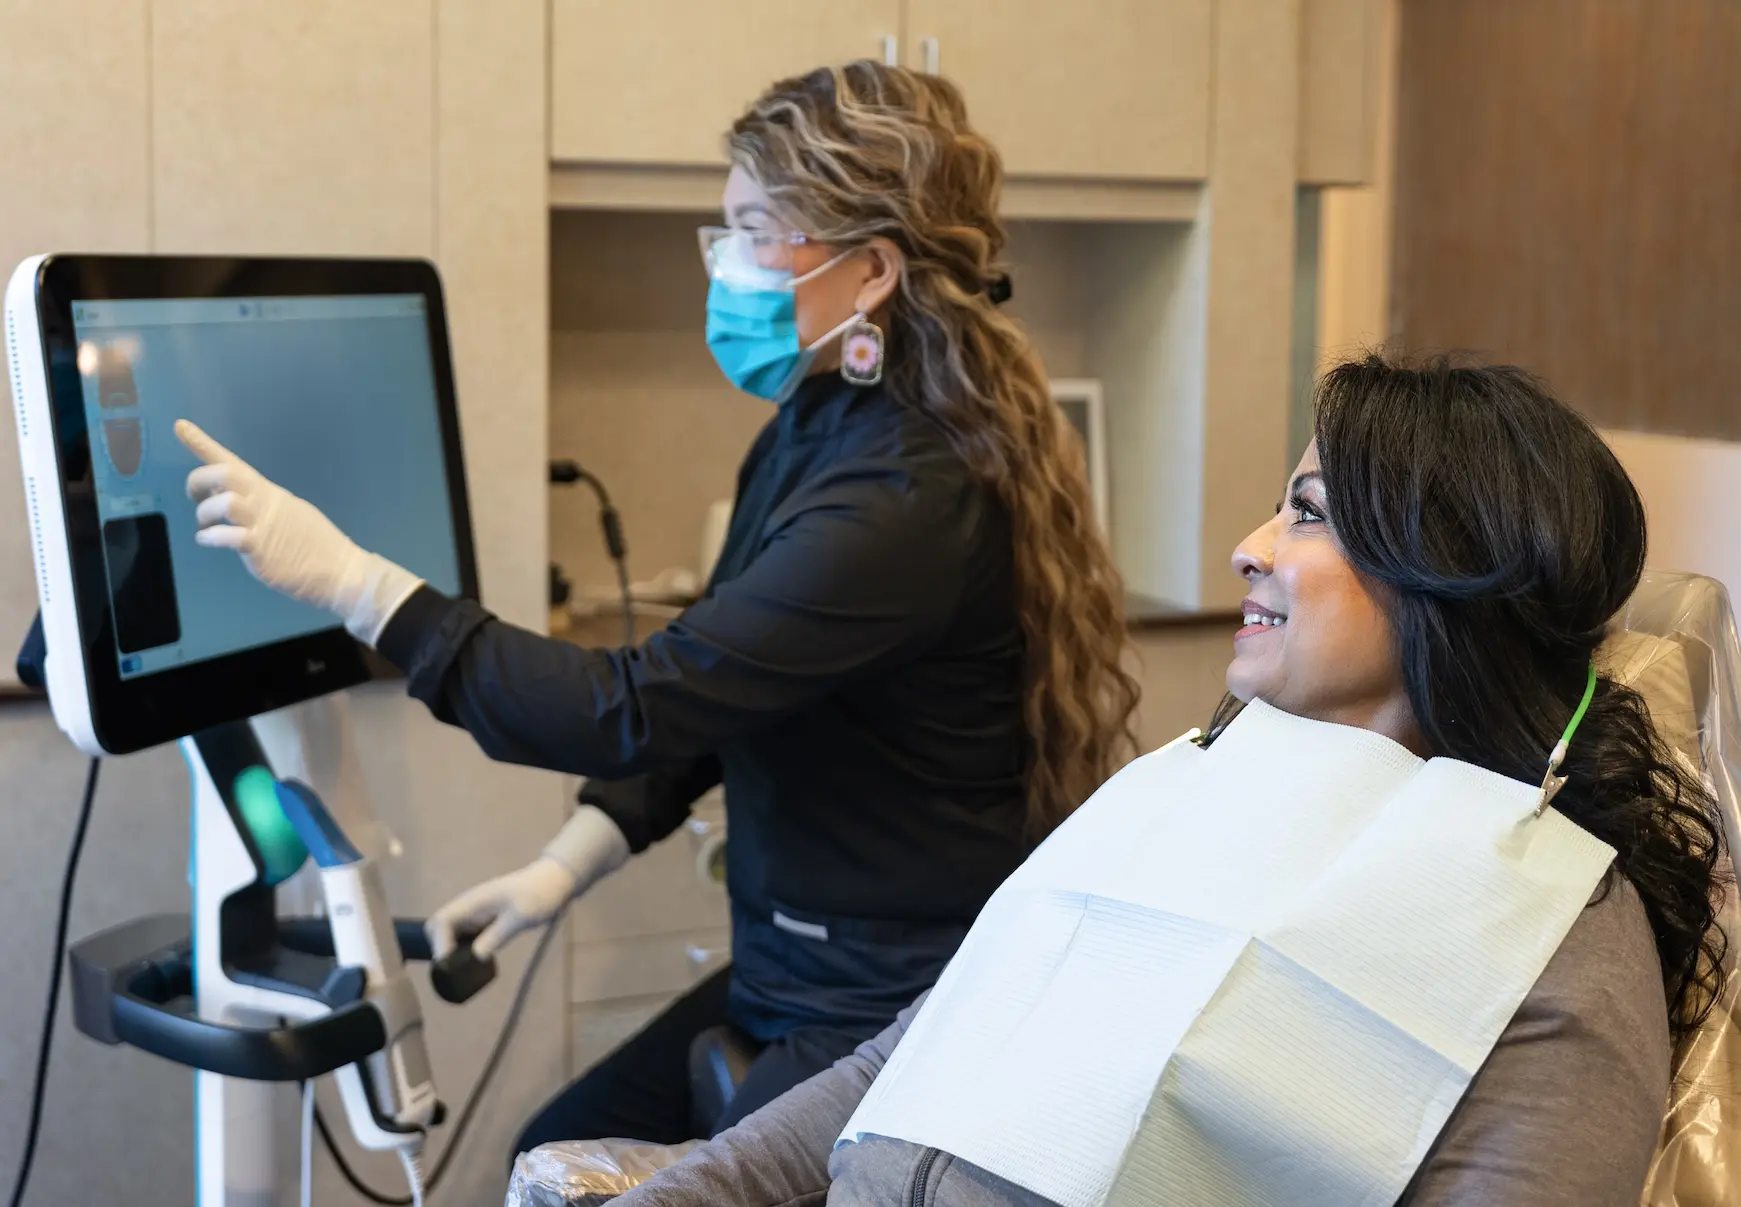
[175,420,424,646]
[426,805,631,960]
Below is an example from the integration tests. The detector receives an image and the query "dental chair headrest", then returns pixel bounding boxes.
[1601,628,1702,770]
[1605,570,1740,792]
[1619,572,1741,1204]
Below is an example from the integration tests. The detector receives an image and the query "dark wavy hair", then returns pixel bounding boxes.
[1210,354,1726,1040]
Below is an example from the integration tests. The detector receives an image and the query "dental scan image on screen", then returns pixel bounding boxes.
[71,295,463,680]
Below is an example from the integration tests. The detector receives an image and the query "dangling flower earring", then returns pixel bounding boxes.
[840,315,885,387]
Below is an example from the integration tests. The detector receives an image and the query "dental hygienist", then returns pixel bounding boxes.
[175,60,1139,1151]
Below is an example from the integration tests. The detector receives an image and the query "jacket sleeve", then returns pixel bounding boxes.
[612,993,925,1207]
[374,463,974,780]
[576,757,723,855]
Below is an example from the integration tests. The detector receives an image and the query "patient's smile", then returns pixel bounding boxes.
[1236,598,1286,641]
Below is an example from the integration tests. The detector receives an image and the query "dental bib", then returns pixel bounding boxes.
[840,699,1616,1207]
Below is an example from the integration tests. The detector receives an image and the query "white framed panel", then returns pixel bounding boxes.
[1052,378,1109,537]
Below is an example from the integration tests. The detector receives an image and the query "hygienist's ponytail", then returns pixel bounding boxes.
[727,62,1141,835]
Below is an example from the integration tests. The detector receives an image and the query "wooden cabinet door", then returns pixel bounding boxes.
[553,0,904,166]
[904,0,1212,179]
[1299,0,1383,185]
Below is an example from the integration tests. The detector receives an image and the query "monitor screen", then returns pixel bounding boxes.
[14,255,477,754]
[70,294,464,680]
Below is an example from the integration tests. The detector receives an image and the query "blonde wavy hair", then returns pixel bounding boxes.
[729,61,1140,835]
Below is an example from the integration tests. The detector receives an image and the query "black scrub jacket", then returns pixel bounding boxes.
[376,373,1030,1040]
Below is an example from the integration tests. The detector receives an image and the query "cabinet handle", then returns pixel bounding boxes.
[881,34,898,66]
[694,832,727,888]
[920,36,940,75]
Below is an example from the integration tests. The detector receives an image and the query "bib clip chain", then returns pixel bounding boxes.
[1533,661,1598,819]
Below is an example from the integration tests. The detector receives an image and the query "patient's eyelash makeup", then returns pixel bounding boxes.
[1288,489,1326,525]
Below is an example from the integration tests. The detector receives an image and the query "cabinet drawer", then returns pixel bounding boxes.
[570,927,732,1005]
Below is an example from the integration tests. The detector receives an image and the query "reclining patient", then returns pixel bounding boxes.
[611,356,1728,1207]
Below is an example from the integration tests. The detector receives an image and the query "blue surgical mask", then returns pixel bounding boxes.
[704,233,856,403]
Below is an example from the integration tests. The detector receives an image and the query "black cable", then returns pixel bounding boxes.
[314,1100,407,1206]
[314,920,560,1202]
[550,459,635,647]
[611,552,635,648]
[8,757,101,1207]
[314,1099,408,1206]
[427,919,558,1185]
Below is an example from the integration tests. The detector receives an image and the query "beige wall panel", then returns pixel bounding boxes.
[1298,0,1379,184]
[1315,0,1398,367]
[1197,0,1302,608]
[1606,430,1741,607]
[437,0,549,630]
[552,0,903,165]
[152,0,433,255]
[405,8,572,1204]
[904,0,1211,180]
[0,0,150,686]
[0,2,149,256]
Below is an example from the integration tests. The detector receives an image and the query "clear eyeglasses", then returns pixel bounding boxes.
[697,225,814,279]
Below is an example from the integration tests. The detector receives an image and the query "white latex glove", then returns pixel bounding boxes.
[426,805,630,960]
[176,420,424,645]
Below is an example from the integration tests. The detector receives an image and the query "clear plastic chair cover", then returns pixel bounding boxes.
[1609,572,1741,1207]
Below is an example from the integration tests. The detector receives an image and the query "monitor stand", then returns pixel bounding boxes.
[61,690,496,1206]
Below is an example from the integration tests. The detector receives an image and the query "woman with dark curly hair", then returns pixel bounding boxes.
[610,356,1727,1207]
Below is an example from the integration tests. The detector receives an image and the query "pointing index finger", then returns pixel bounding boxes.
[174,419,236,467]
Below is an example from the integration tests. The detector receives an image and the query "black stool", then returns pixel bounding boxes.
[686,1024,761,1137]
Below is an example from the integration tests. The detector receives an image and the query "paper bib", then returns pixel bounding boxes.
[841,699,1616,1207]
